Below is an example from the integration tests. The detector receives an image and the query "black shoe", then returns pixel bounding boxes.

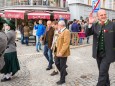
[52,61,54,65]
[65,72,68,76]
[50,71,58,76]
[56,80,65,85]
[46,67,52,70]
[66,65,68,68]
[36,50,39,52]
[39,48,42,50]
[1,78,11,82]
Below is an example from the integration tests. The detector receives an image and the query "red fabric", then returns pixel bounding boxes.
[28,12,50,19]
[5,10,25,19]
[53,11,70,20]
[78,30,86,38]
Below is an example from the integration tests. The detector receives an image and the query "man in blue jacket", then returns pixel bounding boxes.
[34,20,46,52]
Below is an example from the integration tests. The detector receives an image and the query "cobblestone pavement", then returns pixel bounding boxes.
[0,41,115,86]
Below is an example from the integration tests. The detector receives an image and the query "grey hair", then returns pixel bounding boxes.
[58,20,66,26]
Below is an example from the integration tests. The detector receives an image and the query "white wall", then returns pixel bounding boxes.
[105,0,112,9]
[108,10,115,20]
[67,0,77,4]
[69,3,92,20]
[68,0,84,4]
[84,0,88,5]
[69,3,115,20]
[69,4,79,20]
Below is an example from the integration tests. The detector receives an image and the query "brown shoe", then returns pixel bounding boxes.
[50,71,58,76]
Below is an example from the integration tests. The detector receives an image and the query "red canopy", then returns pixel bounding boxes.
[28,12,50,19]
[4,10,26,19]
[53,11,70,20]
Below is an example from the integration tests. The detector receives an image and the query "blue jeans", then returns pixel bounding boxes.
[36,36,41,51]
[21,34,24,44]
[24,37,29,45]
[43,44,54,68]
[79,38,83,44]
[87,36,89,44]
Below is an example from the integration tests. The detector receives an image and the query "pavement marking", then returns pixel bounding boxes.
[17,52,43,57]
[70,44,92,49]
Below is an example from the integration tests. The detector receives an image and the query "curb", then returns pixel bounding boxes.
[70,44,92,49]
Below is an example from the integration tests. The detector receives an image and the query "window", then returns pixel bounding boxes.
[88,0,91,5]
[103,0,106,8]
[33,0,42,5]
[113,0,115,10]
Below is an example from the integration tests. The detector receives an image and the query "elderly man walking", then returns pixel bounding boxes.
[55,20,70,85]
[86,9,115,86]
[42,21,54,70]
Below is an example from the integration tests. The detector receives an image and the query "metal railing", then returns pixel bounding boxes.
[70,32,92,46]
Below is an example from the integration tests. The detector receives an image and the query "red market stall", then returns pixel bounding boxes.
[28,12,50,19]
[53,11,70,20]
[4,10,26,19]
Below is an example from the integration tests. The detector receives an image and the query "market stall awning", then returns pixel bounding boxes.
[4,10,26,19]
[28,12,50,19]
[53,11,70,20]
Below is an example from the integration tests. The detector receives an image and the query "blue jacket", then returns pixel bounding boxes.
[34,24,46,36]
[71,23,79,32]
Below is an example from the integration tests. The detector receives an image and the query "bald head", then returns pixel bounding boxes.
[97,9,106,15]
[97,9,107,23]
[47,20,52,28]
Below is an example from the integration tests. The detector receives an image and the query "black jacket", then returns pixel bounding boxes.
[85,20,115,62]
[42,27,54,49]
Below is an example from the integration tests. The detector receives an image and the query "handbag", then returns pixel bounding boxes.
[33,29,36,36]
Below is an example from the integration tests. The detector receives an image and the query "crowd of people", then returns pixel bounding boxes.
[18,18,91,48]
[0,18,71,85]
[33,20,70,85]
[67,18,90,45]
[0,9,115,86]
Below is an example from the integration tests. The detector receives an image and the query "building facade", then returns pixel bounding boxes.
[0,0,67,7]
[67,0,115,20]
[0,0,70,20]
[0,0,71,31]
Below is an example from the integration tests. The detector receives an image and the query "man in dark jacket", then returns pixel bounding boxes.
[86,9,115,86]
[42,20,54,70]
[0,18,7,71]
[71,19,79,32]
[71,19,79,45]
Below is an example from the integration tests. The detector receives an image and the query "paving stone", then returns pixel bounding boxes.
[0,41,115,86]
